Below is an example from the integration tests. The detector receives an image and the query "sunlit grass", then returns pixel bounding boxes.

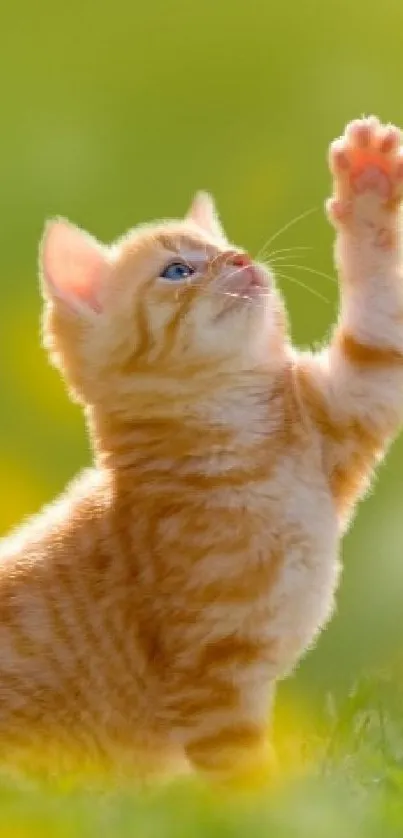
[1,674,403,837]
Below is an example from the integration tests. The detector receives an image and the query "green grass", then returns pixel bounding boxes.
[2,675,403,837]
[1,0,403,833]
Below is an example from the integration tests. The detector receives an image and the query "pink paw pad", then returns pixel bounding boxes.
[346,120,373,148]
[379,126,401,154]
[326,197,351,223]
[330,142,349,172]
[328,117,403,230]
[351,161,391,198]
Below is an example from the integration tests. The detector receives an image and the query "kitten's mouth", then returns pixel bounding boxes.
[228,261,270,296]
[242,263,269,294]
[215,263,271,319]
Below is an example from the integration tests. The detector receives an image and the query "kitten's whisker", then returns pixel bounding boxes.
[275,271,330,304]
[265,245,313,259]
[267,255,310,265]
[263,247,313,265]
[255,207,318,261]
[271,263,337,284]
[212,289,271,310]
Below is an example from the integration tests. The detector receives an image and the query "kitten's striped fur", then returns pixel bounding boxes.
[1,117,403,785]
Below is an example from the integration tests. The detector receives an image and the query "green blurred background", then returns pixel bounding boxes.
[1,0,403,727]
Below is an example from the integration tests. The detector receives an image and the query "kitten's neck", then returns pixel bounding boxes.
[88,363,291,475]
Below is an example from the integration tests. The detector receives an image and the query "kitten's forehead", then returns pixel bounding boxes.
[158,231,219,261]
[115,222,224,272]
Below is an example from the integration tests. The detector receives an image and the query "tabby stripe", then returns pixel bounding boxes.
[44,568,95,699]
[159,284,199,361]
[186,723,263,769]
[194,636,274,673]
[42,561,127,761]
[122,458,275,492]
[192,552,283,605]
[166,688,238,722]
[338,331,403,366]
[40,565,123,757]
[0,591,91,724]
[130,294,153,365]
[297,363,390,448]
[51,558,123,708]
[296,365,347,442]
[104,512,163,694]
[91,538,148,704]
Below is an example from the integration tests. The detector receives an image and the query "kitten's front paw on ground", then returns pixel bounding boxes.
[326,117,403,244]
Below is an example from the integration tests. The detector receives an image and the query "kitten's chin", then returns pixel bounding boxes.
[214,289,271,325]
[241,295,288,368]
[215,262,271,320]
[213,303,285,371]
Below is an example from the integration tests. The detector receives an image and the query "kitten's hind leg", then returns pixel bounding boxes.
[185,727,277,792]
[167,650,278,791]
[179,687,278,792]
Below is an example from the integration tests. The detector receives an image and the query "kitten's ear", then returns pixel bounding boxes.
[186,191,227,241]
[40,219,110,314]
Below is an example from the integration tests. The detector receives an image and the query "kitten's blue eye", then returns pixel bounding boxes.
[160,261,195,281]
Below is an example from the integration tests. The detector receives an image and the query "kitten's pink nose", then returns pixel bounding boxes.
[225,250,252,267]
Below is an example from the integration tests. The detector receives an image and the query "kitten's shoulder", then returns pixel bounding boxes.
[0,467,108,562]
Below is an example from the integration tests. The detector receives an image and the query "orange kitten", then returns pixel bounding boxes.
[1,116,403,786]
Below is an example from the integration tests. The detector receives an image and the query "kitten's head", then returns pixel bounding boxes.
[40,193,287,416]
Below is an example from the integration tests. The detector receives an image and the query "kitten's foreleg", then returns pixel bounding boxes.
[295,117,403,519]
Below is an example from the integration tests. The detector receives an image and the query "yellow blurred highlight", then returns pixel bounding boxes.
[273,693,326,782]
[2,308,77,427]
[0,461,45,535]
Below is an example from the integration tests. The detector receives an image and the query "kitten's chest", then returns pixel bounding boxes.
[208,440,336,554]
[142,394,339,618]
[152,414,339,590]
[182,446,340,680]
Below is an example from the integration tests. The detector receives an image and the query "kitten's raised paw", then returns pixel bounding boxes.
[326,117,403,236]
